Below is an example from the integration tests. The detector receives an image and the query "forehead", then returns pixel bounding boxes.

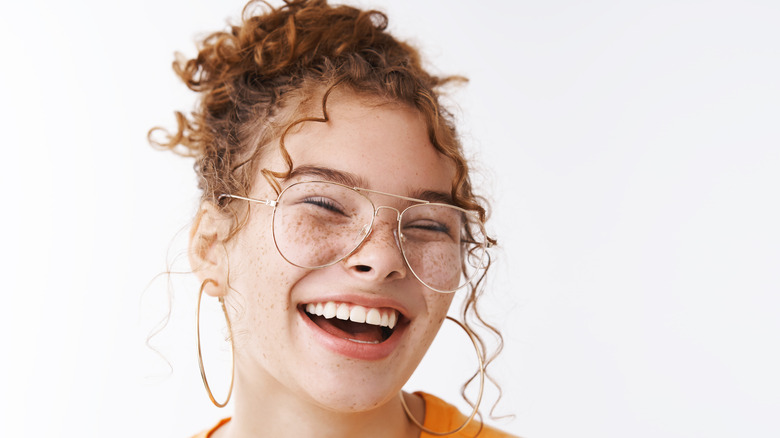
[260,92,456,196]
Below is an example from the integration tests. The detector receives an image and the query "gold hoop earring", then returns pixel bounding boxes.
[399,316,485,436]
[196,279,235,408]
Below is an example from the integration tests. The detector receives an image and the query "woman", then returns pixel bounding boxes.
[151,0,514,436]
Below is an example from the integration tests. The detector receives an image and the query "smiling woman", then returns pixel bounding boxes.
[149,0,514,437]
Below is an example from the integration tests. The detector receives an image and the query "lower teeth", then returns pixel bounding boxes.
[347,338,381,344]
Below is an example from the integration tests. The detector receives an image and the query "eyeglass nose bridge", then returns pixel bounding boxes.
[376,204,405,242]
[353,205,403,251]
[373,205,402,222]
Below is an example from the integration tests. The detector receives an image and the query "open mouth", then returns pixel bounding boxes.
[302,301,402,344]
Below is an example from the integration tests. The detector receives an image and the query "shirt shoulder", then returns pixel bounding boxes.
[189,418,231,438]
[418,392,520,438]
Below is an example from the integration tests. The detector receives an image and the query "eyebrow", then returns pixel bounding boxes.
[409,189,454,205]
[287,165,369,188]
[286,165,454,205]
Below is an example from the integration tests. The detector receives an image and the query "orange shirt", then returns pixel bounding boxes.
[417,392,518,438]
[191,392,518,438]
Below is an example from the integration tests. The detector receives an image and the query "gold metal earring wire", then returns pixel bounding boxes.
[399,316,486,436]
[196,279,235,408]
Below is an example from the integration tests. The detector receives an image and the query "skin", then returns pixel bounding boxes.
[190,91,457,438]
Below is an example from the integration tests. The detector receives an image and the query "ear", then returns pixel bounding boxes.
[189,201,232,297]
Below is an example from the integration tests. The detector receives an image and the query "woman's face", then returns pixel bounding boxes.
[213,93,457,412]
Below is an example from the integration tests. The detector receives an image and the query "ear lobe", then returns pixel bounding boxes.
[189,201,232,297]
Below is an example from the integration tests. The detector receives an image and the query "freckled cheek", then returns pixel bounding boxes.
[232,214,285,276]
[225,214,300,347]
[405,293,455,345]
[275,213,357,267]
[427,292,455,318]
[227,277,295,356]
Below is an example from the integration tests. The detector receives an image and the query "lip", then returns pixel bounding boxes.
[297,295,410,361]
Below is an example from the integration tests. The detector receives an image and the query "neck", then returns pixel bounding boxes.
[212,368,424,438]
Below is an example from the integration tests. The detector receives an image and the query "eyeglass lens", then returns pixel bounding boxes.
[271,181,487,292]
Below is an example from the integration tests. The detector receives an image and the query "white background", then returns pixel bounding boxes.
[1,0,778,437]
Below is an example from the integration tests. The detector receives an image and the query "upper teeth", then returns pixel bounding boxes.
[305,301,399,329]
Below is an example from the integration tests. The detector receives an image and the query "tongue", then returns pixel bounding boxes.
[311,315,386,343]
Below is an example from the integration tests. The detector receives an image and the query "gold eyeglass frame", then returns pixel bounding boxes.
[219,180,491,293]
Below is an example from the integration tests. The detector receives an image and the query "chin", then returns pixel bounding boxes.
[308,382,402,413]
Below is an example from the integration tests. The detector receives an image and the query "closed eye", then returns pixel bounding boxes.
[406,220,451,234]
[303,196,346,215]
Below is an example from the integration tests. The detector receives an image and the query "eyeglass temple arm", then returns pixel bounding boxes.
[218,194,277,207]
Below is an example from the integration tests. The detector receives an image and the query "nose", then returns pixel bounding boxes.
[343,211,407,282]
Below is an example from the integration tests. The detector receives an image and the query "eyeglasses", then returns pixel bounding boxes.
[219,180,490,293]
